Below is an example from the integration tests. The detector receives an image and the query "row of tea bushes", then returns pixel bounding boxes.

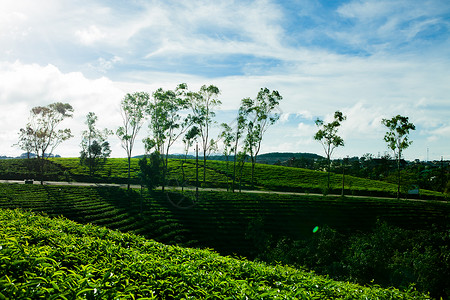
[0,208,429,299]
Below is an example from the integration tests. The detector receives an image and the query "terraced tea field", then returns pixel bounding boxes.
[1,158,445,199]
[1,183,448,257]
[0,208,429,299]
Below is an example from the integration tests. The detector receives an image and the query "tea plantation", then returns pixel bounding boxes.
[0,158,449,297]
[0,208,430,299]
[0,157,445,199]
[1,183,448,257]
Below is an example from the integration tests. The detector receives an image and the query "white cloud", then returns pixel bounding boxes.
[337,0,393,20]
[0,61,124,157]
[75,25,106,45]
[0,1,449,160]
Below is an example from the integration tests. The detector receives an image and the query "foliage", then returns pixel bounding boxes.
[251,221,449,299]
[138,152,162,192]
[188,84,221,184]
[241,88,282,187]
[15,102,74,184]
[144,83,191,191]
[0,208,431,299]
[382,115,416,199]
[219,123,234,189]
[116,92,150,189]
[80,112,112,177]
[2,157,444,199]
[314,110,346,190]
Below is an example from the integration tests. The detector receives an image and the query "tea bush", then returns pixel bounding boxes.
[0,208,430,299]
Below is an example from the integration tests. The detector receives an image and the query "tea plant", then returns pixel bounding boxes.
[0,208,430,299]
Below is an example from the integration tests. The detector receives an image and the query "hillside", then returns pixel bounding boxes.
[0,157,444,199]
[133,152,324,164]
[1,183,448,258]
[0,208,429,299]
[1,183,449,297]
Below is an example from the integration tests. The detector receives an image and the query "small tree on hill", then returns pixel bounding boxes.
[382,115,415,199]
[242,88,282,188]
[17,102,74,184]
[80,112,112,177]
[144,84,191,191]
[188,84,221,185]
[232,106,248,192]
[117,92,149,190]
[220,123,235,190]
[314,110,346,191]
[138,151,162,193]
[181,126,200,191]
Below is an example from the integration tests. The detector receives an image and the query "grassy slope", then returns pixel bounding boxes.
[0,208,428,299]
[1,183,448,257]
[0,157,444,198]
[48,157,444,198]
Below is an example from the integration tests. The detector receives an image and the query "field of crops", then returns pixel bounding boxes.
[1,183,448,257]
[0,183,196,247]
[1,157,444,199]
[0,208,429,299]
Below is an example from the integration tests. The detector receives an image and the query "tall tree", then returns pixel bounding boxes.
[221,105,248,192]
[138,151,162,193]
[144,84,190,191]
[17,102,74,184]
[117,92,149,190]
[188,84,221,185]
[181,126,200,191]
[242,88,282,187]
[80,112,112,177]
[220,123,235,190]
[382,115,416,199]
[16,127,34,159]
[314,110,346,191]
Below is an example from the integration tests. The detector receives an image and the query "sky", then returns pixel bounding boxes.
[1,0,449,160]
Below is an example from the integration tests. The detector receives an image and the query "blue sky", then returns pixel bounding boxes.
[1,0,449,160]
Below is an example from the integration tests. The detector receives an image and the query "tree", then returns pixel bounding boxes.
[242,88,282,187]
[15,127,34,159]
[138,151,162,193]
[188,84,221,185]
[229,105,247,192]
[382,115,416,199]
[117,92,149,190]
[80,112,112,177]
[16,102,74,184]
[144,84,190,191]
[220,123,235,190]
[314,110,346,191]
[181,126,200,191]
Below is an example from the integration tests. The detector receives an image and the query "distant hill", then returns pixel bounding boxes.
[133,152,324,164]
[256,152,324,164]
[0,153,60,159]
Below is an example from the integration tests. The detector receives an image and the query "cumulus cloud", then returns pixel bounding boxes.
[75,25,106,45]
[0,0,449,160]
[0,61,125,157]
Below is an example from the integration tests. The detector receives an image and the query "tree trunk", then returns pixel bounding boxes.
[397,152,401,200]
[40,157,44,185]
[327,155,331,191]
[232,152,237,193]
[127,156,131,190]
[196,144,199,201]
[232,137,239,193]
[251,157,255,188]
[203,149,207,185]
[162,154,168,192]
[225,155,229,190]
